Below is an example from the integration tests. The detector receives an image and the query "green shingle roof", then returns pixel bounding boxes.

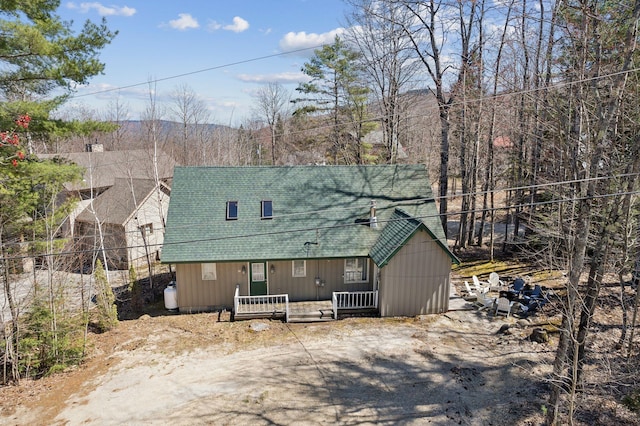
[369,209,422,267]
[161,165,455,264]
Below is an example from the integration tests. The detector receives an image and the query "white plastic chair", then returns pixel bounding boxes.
[472,275,490,294]
[487,272,505,289]
[474,292,496,311]
[495,297,515,317]
[464,281,477,299]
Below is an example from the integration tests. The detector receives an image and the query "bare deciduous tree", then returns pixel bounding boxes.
[346,0,420,164]
[102,95,131,151]
[252,82,290,165]
[169,83,212,166]
[398,0,479,236]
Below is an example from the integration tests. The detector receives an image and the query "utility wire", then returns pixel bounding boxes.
[70,45,324,99]
[2,184,639,263]
[2,171,638,246]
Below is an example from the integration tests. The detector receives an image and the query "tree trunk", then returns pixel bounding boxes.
[0,230,20,383]
[438,105,450,237]
[547,196,590,424]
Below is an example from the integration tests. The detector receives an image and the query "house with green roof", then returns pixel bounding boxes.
[161,165,458,319]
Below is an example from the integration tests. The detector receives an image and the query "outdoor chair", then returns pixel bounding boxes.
[495,297,516,317]
[472,275,490,294]
[523,284,543,299]
[524,284,542,297]
[474,292,496,311]
[518,296,547,317]
[509,278,525,298]
[487,272,505,290]
[464,281,478,299]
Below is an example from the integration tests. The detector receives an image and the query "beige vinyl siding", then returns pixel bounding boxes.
[176,262,247,312]
[378,229,451,317]
[175,258,375,311]
[268,259,372,302]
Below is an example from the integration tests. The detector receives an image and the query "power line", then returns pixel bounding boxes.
[2,180,639,263]
[2,44,636,183]
[3,170,639,247]
[2,169,637,247]
[70,45,325,100]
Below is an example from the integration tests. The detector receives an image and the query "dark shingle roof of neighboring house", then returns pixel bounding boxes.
[76,178,168,225]
[39,149,176,191]
[162,165,457,265]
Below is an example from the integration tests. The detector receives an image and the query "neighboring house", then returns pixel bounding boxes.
[161,165,459,319]
[360,130,409,162]
[75,178,171,270]
[40,147,176,236]
[39,147,176,270]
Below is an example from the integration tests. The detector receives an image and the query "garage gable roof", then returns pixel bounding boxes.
[370,209,459,267]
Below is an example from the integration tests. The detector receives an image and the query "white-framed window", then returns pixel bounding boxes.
[261,200,273,219]
[202,263,217,281]
[344,258,368,283]
[292,260,306,277]
[251,263,265,281]
[139,223,153,237]
[226,201,238,220]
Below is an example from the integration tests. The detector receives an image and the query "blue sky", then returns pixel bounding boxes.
[60,1,349,125]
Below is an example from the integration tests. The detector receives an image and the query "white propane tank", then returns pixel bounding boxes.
[164,281,178,311]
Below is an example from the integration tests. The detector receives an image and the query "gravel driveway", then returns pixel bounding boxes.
[46,310,550,426]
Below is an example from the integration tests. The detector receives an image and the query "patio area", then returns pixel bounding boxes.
[459,273,552,318]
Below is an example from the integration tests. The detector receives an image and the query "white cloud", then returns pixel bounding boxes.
[223,16,250,33]
[236,71,309,84]
[168,13,199,31]
[208,17,250,33]
[207,20,222,31]
[66,2,136,17]
[279,28,345,54]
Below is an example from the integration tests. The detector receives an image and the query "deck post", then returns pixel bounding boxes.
[285,294,290,322]
[234,284,240,315]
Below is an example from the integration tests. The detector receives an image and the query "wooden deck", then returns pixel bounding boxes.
[233,285,379,323]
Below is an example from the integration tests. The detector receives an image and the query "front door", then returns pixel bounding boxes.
[250,262,267,295]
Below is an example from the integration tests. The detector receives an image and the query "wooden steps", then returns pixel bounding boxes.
[287,307,335,323]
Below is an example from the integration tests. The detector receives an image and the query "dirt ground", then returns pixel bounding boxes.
[1,310,554,425]
[0,268,638,425]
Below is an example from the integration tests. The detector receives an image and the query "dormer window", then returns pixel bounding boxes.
[226,201,238,220]
[261,200,273,219]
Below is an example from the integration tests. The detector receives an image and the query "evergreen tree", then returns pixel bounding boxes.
[0,0,117,164]
[293,36,373,164]
[0,0,117,99]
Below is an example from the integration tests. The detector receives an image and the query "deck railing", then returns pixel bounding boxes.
[332,290,378,319]
[234,284,289,321]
